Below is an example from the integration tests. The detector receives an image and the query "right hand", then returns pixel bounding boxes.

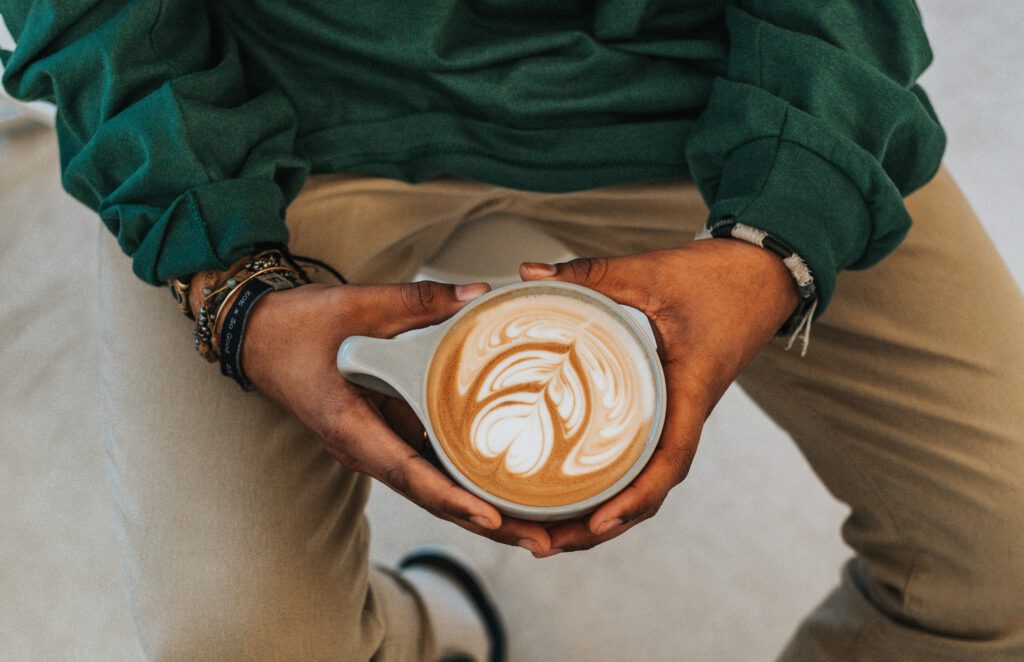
[234,280,554,555]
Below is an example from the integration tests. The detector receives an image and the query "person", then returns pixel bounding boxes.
[2,1,1022,660]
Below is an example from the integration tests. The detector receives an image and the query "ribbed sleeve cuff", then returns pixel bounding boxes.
[686,80,925,316]
[129,178,290,285]
[704,136,873,314]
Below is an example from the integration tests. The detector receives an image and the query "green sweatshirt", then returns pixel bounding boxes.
[0,1,944,312]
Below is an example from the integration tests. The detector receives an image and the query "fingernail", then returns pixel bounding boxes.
[521,262,557,278]
[470,515,497,530]
[518,539,541,555]
[594,518,623,536]
[455,282,489,301]
[534,548,563,559]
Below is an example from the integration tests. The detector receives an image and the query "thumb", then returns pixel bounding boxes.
[370,280,491,337]
[519,256,647,309]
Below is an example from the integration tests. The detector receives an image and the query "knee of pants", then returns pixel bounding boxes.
[895,499,1024,640]
[127,550,381,661]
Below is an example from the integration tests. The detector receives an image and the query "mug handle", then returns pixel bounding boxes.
[336,335,405,399]
[336,325,446,407]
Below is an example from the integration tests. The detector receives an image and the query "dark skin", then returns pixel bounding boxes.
[191,238,799,556]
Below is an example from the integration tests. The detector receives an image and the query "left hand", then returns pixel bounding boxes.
[519,238,801,556]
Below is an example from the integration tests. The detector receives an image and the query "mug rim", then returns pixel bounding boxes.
[420,280,667,521]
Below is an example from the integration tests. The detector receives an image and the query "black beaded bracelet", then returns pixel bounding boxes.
[218,272,301,391]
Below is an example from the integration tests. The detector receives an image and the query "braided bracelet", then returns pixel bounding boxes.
[694,219,819,356]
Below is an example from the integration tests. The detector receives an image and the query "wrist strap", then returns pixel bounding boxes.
[218,273,296,391]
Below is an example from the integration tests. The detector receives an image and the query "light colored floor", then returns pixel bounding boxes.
[1,2,1021,660]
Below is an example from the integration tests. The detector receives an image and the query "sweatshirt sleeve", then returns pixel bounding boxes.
[0,1,309,284]
[685,1,946,313]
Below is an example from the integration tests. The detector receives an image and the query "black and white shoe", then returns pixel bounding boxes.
[400,545,508,662]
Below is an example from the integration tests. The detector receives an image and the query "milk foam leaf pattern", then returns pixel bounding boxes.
[456,305,650,480]
[429,292,657,509]
[470,347,586,477]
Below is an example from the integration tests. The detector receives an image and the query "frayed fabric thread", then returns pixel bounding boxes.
[784,298,817,357]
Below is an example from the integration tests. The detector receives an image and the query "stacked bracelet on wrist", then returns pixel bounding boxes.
[167,247,311,389]
[194,250,308,362]
[217,269,302,391]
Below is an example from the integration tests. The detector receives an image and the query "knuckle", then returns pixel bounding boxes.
[416,280,438,307]
[334,448,361,472]
[315,422,362,472]
[566,257,589,281]
[438,483,466,519]
[567,257,591,283]
[398,282,429,316]
[639,498,666,521]
[668,451,694,484]
[616,490,660,524]
[567,256,608,286]
[676,462,693,484]
[384,462,411,496]
[407,280,446,316]
[653,443,693,485]
[399,280,457,319]
[490,531,518,546]
[460,522,506,544]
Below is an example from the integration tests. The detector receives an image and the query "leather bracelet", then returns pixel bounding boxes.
[695,219,819,355]
[218,271,300,391]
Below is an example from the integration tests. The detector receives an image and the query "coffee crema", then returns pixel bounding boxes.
[427,289,656,508]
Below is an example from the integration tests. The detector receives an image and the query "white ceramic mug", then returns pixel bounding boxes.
[336,281,666,521]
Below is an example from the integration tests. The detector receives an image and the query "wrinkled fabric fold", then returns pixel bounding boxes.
[686,3,945,313]
[3,1,944,302]
[0,0,308,284]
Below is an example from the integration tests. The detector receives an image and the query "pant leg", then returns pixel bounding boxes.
[732,168,1024,660]
[489,170,1024,659]
[101,234,386,661]
[285,173,513,284]
[96,176,504,660]
[131,165,1024,659]
[498,176,708,260]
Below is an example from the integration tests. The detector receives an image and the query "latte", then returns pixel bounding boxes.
[426,287,657,508]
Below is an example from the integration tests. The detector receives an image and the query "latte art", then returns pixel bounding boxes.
[462,312,642,478]
[428,290,656,507]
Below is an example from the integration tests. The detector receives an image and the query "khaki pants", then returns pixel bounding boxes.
[98,168,1024,660]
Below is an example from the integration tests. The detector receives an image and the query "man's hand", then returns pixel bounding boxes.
[235,280,554,556]
[519,238,800,556]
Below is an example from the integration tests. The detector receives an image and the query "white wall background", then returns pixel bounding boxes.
[0,2,1020,660]
[920,1,1024,283]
